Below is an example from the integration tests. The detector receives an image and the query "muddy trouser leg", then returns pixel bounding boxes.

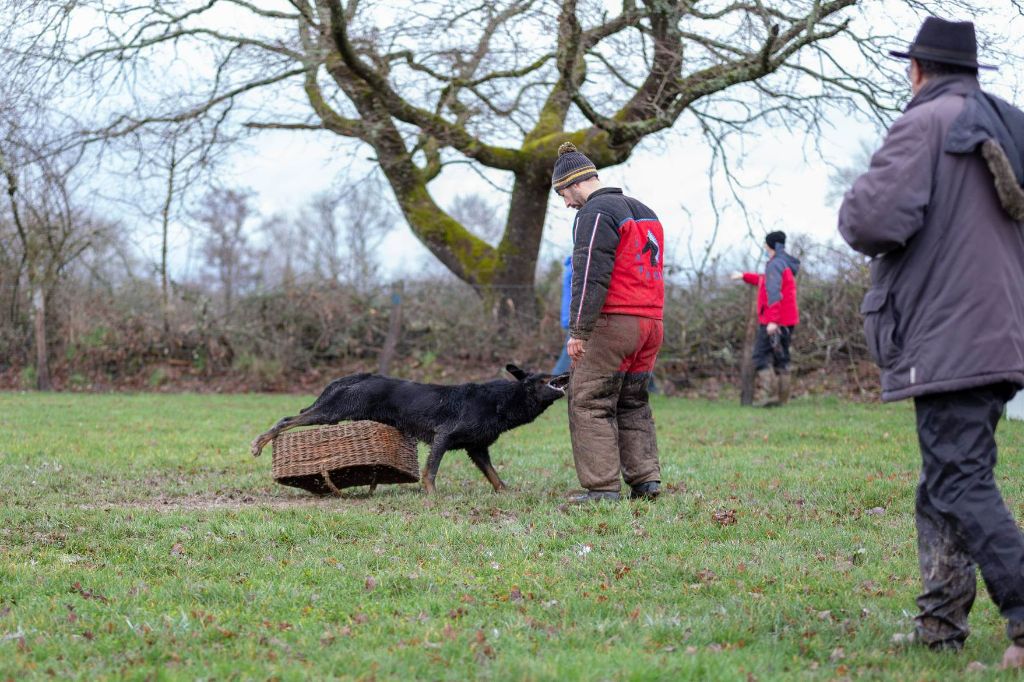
[752,325,773,371]
[568,315,638,493]
[772,326,792,371]
[617,318,662,488]
[913,383,1024,647]
[914,481,977,648]
[774,327,793,404]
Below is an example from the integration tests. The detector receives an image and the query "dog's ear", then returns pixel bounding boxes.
[505,364,528,380]
[548,373,570,390]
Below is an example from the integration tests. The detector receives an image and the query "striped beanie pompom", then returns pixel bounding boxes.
[552,142,598,192]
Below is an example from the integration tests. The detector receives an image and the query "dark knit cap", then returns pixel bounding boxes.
[765,231,786,249]
[552,142,598,192]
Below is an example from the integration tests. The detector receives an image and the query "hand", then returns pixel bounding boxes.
[567,337,587,363]
[767,322,780,336]
[729,271,743,281]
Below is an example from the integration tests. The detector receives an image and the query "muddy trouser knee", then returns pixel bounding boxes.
[569,368,624,492]
[913,383,1024,646]
[618,374,660,487]
[568,314,662,492]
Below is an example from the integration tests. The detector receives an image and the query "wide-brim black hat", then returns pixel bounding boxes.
[890,16,996,70]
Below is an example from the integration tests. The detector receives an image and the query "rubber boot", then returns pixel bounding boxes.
[754,368,779,407]
[777,371,791,406]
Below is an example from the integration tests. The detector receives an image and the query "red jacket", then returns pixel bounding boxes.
[569,188,664,340]
[742,248,800,326]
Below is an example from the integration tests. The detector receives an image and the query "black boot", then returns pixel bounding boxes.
[630,481,660,500]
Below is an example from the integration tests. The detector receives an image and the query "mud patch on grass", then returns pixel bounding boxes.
[78,486,421,511]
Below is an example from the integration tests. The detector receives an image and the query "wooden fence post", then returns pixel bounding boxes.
[739,287,758,406]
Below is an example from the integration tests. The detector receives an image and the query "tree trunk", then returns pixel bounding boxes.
[493,168,553,324]
[160,139,176,335]
[32,283,51,390]
[739,287,758,406]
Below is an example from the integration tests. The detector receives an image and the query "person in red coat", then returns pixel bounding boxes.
[731,231,801,406]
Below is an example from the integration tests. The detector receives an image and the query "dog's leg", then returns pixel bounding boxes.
[422,435,450,494]
[467,447,507,492]
[250,410,327,457]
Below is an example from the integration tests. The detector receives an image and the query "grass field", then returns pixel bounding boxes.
[2,391,1024,680]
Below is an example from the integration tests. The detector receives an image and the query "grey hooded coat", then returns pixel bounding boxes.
[839,75,1024,401]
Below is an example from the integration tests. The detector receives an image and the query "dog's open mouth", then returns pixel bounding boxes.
[547,373,571,393]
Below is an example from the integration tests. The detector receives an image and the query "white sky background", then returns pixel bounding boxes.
[75,1,1024,282]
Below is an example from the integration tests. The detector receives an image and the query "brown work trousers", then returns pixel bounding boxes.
[568,314,662,492]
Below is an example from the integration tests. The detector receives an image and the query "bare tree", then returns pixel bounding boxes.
[143,120,233,331]
[0,140,112,390]
[291,181,393,292]
[193,187,257,320]
[9,0,1013,323]
[258,212,301,290]
[337,184,394,292]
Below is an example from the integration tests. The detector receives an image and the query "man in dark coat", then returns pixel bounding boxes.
[731,231,801,406]
[838,16,1024,667]
[552,142,664,503]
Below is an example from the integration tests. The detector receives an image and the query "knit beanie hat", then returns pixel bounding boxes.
[552,142,598,192]
[765,231,786,249]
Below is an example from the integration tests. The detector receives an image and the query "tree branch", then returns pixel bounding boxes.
[571,0,855,143]
[80,67,307,142]
[324,0,523,171]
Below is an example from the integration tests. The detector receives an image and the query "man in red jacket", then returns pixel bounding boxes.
[731,231,801,406]
[553,141,665,503]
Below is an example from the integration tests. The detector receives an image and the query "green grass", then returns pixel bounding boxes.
[2,392,1023,680]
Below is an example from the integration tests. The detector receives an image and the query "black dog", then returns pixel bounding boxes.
[251,365,570,493]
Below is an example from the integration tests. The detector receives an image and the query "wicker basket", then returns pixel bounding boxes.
[271,421,419,495]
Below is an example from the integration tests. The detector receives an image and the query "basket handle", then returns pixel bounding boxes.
[320,467,342,496]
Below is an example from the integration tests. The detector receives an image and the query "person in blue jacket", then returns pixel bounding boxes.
[552,255,573,374]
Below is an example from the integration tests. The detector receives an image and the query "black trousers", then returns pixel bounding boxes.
[752,325,793,371]
[913,382,1024,647]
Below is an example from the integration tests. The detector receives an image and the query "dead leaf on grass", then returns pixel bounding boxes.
[697,569,717,583]
[170,543,185,558]
[966,661,987,672]
[472,629,496,663]
[70,582,109,603]
[364,576,377,591]
[830,647,845,662]
[712,509,737,526]
[664,482,687,494]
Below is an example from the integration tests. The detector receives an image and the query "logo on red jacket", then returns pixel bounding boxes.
[642,230,660,266]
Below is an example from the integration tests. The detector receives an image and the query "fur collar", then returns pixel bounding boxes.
[982,139,1024,222]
